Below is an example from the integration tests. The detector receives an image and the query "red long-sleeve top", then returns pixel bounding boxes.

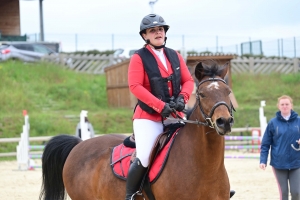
[128,45,194,121]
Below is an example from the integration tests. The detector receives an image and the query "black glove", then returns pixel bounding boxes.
[169,96,176,109]
[175,95,185,112]
[161,103,173,118]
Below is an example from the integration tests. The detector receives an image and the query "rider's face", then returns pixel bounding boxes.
[142,26,165,47]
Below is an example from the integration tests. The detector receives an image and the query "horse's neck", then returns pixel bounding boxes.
[179,108,225,165]
[183,124,225,154]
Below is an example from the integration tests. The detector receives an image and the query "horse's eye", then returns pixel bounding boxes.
[199,93,205,98]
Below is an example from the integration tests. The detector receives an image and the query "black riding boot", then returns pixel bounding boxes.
[125,158,147,200]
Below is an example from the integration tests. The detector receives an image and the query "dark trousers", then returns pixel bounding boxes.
[273,167,300,200]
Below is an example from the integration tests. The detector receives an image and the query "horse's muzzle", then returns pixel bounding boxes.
[215,117,234,135]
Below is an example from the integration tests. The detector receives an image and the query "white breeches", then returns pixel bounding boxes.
[133,119,173,167]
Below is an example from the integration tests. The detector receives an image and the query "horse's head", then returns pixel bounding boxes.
[194,60,234,135]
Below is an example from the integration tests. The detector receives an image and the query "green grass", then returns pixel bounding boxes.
[232,73,300,128]
[0,60,134,156]
[0,60,300,156]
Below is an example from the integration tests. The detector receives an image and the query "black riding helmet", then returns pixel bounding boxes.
[139,14,170,38]
[139,14,170,49]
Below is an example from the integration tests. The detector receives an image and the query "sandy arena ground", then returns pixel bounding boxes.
[0,154,280,200]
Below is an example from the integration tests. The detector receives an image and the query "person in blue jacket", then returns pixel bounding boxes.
[259,95,300,200]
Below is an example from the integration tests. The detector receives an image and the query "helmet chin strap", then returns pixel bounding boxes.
[146,37,168,49]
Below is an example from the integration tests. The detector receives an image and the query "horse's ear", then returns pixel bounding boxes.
[220,62,229,79]
[195,62,204,81]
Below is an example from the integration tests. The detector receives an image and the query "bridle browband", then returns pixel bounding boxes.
[168,77,235,129]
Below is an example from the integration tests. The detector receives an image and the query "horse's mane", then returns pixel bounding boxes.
[196,59,225,78]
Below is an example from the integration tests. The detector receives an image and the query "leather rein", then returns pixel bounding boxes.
[168,77,235,129]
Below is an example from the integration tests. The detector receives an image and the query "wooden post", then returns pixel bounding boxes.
[249,57,254,74]
[108,54,114,66]
[293,58,299,73]
[59,54,65,66]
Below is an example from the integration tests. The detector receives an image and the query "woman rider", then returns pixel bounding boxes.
[126,13,194,199]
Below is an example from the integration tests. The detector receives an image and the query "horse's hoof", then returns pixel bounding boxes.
[230,190,235,198]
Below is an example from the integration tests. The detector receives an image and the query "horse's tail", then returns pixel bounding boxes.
[39,134,82,200]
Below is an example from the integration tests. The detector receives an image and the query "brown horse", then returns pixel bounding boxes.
[39,60,235,200]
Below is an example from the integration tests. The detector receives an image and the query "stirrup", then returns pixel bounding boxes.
[131,191,145,200]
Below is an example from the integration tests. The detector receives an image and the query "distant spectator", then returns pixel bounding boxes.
[259,95,300,200]
[75,117,95,139]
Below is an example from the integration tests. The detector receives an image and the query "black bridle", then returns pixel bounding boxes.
[196,77,235,128]
[168,77,235,129]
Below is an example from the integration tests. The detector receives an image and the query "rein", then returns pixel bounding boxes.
[167,77,235,129]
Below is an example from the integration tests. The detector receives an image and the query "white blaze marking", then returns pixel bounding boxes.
[207,82,219,90]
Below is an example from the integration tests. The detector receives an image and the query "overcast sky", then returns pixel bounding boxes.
[19,0,300,53]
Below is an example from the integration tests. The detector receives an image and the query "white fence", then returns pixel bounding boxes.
[42,54,126,74]
[231,57,300,74]
[43,54,300,75]
[0,127,259,158]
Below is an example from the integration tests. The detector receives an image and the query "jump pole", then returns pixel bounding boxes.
[16,110,43,170]
[259,100,267,140]
[16,110,30,170]
[80,110,91,141]
[225,155,260,159]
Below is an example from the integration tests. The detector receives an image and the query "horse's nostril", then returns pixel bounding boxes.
[217,117,234,127]
[216,117,225,126]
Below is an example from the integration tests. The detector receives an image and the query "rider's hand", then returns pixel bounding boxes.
[161,103,173,118]
[175,95,185,112]
[259,163,266,170]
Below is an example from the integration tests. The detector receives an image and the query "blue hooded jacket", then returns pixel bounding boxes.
[260,110,300,169]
